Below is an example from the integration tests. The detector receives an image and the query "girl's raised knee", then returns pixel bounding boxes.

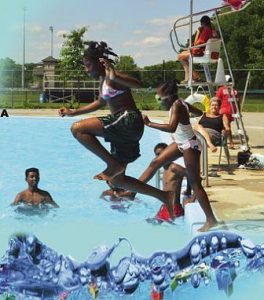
[71,122,79,137]
[109,176,122,187]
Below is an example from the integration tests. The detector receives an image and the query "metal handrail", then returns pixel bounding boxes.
[194,130,209,187]
[155,131,209,190]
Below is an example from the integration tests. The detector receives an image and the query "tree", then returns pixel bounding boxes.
[0,58,21,88]
[58,27,90,80]
[115,55,140,81]
[141,60,181,88]
[217,0,264,88]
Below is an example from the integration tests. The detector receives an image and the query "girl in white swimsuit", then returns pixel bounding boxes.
[139,79,218,232]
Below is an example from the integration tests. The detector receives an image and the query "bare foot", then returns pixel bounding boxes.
[116,190,136,200]
[209,144,217,153]
[198,219,218,232]
[183,196,195,207]
[94,163,125,181]
[163,191,175,220]
[229,144,235,150]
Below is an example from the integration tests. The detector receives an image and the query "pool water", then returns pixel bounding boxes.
[0,116,263,300]
[0,116,187,260]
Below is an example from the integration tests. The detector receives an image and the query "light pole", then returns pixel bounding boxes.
[49,26,54,57]
[22,6,26,89]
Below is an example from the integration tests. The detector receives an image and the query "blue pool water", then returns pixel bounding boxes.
[0,116,187,259]
[0,116,263,300]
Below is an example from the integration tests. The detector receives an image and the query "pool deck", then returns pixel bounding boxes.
[7,109,264,223]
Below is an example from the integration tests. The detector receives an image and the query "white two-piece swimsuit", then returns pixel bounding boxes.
[170,99,202,153]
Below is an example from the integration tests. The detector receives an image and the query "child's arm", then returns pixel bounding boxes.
[143,103,179,133]
[11,193,22,205]
[45,192,59,208]
[100,58,142,88]
[59,97,106,117]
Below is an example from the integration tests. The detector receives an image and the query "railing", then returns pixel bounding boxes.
[155,131,209,190]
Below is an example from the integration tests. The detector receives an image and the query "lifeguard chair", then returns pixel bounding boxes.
[169,0,251,152]
[191,38,222,85]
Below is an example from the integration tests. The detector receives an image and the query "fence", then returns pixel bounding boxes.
[0,69,263,108]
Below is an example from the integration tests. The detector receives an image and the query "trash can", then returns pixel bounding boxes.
[39,92,47,103]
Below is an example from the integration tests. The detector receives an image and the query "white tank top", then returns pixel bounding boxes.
[169,99,195,144]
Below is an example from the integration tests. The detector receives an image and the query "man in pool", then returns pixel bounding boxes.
[12,168,59,207]
[152,143,185,221]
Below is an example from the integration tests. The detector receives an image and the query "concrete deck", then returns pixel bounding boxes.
[7,109,264,222]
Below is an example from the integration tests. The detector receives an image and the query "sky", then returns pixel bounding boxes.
[1,0,224,67]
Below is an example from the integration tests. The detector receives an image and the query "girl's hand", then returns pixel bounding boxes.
[142,114,151,126]
[58,107,74,117]
[99,58,116,80]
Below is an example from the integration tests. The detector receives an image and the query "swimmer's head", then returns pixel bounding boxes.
[83,41,118,79]
[154,143,168,156]
[25,168,39,178]
[25,168,40,186]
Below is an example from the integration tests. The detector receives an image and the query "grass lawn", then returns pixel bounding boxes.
[0,89,263,112]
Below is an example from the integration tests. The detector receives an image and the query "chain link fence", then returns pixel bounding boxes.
[0,69,263,108]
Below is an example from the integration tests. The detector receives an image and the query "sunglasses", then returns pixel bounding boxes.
[155,94,170,101]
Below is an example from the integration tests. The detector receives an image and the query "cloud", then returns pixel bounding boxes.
[142,36,166,47]
[124,36,166,48]
[57,30,68,37]
[133,29,144,35]
[31,41,50,50]
[90,21,119,31]
[145,16,177,26]
[133,52,144,59]
[90,23,107,31]
[26,24,43,33]
[123,40,139,47]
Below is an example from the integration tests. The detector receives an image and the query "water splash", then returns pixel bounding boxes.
[0,231,263,299]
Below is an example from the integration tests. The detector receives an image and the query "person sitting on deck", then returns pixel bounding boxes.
[193,97,231,153]
[12,168,59,208]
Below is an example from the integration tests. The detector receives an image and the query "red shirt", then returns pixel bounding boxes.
[191,27,213,56]
[216,86,239,120]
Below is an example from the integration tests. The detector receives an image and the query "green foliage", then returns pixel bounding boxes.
[58,27,90,80]
[0,58,21,88]
[141,60,182,87]
[0,58,36,88]
[115,55,137,71]
[217,0,264,89]
[115,55,141,81]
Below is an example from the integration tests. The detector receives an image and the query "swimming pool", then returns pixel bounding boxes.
[0,116,187,259]
[0,116,263,299]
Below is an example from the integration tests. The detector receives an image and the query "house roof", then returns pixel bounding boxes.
[42,56,58,63]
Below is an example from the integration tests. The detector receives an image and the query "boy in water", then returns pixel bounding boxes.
[152,143,185,222]
[12,168,59,207]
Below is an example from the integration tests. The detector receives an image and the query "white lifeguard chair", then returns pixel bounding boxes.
[191,38,222,84]
[192,38,221,64]
[169,0,251,151]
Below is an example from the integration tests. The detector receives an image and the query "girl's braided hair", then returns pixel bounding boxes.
[159,79,179,98]
[84,41,118,64]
